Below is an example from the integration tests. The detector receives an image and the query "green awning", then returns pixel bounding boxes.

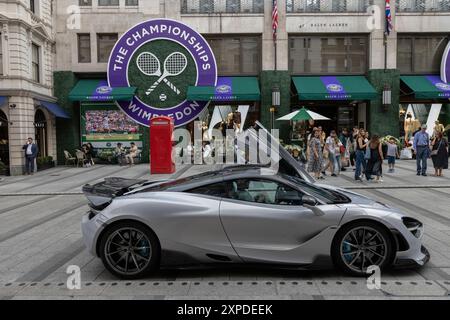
[292,76,378,101]
[69,79,136,102]
[187,77,260,101]
[400,75,450,99]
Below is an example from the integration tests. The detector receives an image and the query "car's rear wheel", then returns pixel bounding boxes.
[99,221,160,279]
[331,221,394,276]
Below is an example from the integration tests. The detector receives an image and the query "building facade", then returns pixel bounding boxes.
[0,0,60,176]
[2,0,449,172]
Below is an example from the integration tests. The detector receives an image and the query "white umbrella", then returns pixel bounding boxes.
[276,108,330,121]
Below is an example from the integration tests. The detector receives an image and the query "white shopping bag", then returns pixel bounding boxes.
[400,148,412,160]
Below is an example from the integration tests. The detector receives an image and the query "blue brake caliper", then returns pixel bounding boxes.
[342,241,353,262]
[138,239,150,258]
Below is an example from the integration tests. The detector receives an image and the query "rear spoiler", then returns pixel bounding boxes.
[82,177,148,208]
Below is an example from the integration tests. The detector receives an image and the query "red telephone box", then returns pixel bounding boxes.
[150,116,175,174]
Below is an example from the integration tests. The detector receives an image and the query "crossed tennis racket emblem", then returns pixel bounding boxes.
[136,51,188,96]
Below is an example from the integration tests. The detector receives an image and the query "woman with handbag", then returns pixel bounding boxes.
[365,135,384,182]
[430,132,449,177]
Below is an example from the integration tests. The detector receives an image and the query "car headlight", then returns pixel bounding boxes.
[402,217,424,239]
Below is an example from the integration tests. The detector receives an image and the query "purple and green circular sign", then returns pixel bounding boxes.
[441,41,450,84]
[108,19,217,127]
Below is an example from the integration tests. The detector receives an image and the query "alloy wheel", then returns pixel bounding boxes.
[104,227,152,276]
[340,226,388,273]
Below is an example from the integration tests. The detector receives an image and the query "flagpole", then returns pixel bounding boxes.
[384,31,387,72]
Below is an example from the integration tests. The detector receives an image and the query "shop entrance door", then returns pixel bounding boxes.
[34,109,48,158]
[307,104,358,134]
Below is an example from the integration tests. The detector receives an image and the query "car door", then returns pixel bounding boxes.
[219,178,345,265]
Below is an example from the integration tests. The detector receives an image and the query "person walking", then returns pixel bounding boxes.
[324,130,339,177]
[413,124,430,176]
[354,129,368,181]
[334,134,343,176]
[22,137,38,175]
[350,127,359,169]
[430,132,448,177]
[307,128,324,180]
[386,137,399,173]
[339,128,351,171]
[365,135,384,182]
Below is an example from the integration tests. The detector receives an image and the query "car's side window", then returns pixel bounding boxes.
[186,183,228,198]
[226,179,304,205]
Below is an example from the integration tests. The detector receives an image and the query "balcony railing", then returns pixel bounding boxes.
[286,0,373,13]
[181,0,264,14]
[396,0,450,12]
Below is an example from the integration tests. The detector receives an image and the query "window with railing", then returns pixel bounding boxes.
[286,0,373,13]
[181,0,264,14]
[396,0,450,12]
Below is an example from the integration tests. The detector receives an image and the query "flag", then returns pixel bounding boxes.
[385,0,393,35]
[272,0,278,41]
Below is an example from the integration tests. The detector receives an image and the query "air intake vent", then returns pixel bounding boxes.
[206,254,232,262]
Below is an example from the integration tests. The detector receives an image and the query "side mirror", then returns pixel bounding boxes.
[302,195,318,206]
[302,195,325,216]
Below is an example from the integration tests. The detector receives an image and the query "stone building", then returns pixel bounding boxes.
[0,0,65,175]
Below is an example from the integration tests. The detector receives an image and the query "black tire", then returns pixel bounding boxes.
[331,220,395,276]
[99,221,160,279]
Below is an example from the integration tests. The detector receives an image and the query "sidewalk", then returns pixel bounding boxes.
[0,159,449,196]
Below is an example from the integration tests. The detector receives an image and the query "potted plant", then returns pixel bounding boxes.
[37,156,55,171]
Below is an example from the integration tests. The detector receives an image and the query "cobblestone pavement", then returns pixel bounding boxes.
[0,160,449,300]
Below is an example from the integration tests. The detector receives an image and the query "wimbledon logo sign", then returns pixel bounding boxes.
[108,19,217,127]
[441,41,450,84]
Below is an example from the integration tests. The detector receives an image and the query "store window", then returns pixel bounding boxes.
[206,36,261,75]
[98,0,119,6]
[397,35,449,74]
[289,36,368,74]
[32,43,40,83]
[97,34,117,63]
[78,34,91,63]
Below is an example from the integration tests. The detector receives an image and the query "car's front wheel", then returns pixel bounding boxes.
[331,221,394,276]
[99,221,160,279]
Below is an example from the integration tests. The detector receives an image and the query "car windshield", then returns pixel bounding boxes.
[282,174,351,204]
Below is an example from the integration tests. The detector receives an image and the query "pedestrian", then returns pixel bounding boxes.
[354,129,368,181]
[386,137,399,173]
[349,127,359,169]
[324,130,339,177]
[365,135,384,182]
[339,128,351,171]
[87,142,96,165]
[413,124,430,176]
[307,128,324,180]
[430,132,448,177]
[114,142,125,166]
[22,137,38,175]
[125,142,139,166]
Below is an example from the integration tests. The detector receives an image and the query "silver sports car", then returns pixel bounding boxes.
[81,125,429,279]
